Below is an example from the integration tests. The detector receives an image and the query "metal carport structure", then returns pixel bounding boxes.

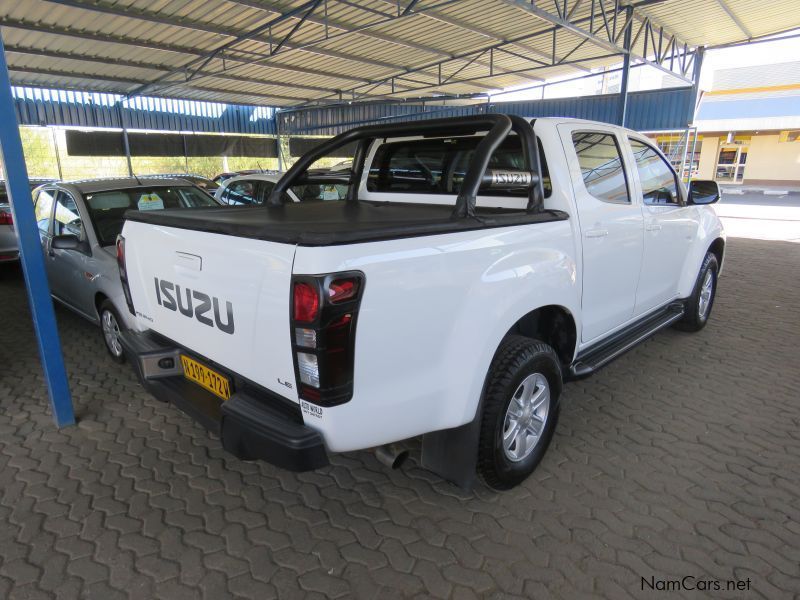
[0,0,798,426]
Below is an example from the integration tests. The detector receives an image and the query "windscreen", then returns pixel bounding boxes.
[85,186,218,246]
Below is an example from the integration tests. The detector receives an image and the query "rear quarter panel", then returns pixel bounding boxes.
[293,221,579,452]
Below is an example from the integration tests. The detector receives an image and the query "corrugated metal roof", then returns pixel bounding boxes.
[1,0,798,107]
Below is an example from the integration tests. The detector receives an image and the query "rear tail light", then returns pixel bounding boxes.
[0,210,12,225]
[290,272,365,407]
[116,235,136,315]
[328,278,358,303]
[296,352,320,387]
[293,282,319,322]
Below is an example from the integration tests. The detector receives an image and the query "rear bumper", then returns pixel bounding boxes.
[120,330,328,472]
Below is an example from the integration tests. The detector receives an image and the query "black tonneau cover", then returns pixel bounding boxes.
[124,201,568,246]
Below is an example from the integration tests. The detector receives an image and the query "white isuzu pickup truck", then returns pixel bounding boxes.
[117,114,724,490]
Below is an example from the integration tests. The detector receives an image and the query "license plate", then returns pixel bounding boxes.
[180,354,231,401]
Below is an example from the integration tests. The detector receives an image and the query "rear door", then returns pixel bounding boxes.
[559,124,644,343]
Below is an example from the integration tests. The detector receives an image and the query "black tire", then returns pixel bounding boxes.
[99,299,126,363]
[477,335,562,490]
[675,252,718,332]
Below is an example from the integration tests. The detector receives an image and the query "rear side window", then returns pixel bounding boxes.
[366,135,550,198]
[629,139,680,205]
[571,132,630,203]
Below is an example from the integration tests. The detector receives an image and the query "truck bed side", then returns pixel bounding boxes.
[123,200,568,246]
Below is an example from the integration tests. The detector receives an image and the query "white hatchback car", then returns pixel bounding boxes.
[214,172,349,205]
[214,173,300,205]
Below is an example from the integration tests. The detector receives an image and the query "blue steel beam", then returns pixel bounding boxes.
[687,46,705,125]
[0,32,74,428]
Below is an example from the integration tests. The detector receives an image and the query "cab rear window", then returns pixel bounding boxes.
[366,135,551,198]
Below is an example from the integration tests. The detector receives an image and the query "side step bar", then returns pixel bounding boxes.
[568,302,685,380]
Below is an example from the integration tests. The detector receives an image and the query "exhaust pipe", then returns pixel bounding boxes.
[374,444,409,470]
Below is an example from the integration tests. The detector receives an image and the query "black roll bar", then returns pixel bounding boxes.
[267,113,544,216]
[508,114,545,212]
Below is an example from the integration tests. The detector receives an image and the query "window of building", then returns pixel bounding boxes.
[715,143,749,183]
[571,132,630,203]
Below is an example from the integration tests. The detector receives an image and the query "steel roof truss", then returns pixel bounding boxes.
[502,0,694,83]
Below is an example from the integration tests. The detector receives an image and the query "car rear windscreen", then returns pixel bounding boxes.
[85,186,218,246]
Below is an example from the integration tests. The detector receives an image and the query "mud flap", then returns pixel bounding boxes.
[421,409,482,491]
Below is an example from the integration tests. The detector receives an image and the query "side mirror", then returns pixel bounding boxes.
[52,234,82,250]
[688,180,721,205]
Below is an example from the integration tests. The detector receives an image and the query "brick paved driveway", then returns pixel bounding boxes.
[1,238,798,599]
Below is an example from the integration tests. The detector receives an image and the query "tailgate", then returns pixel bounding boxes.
[123,220,299,402]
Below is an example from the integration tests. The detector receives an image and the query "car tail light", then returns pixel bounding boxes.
[293,282,319,322]
[290,272,365,407]
[116,235,136,315]
[328,278,358,303]
[0,210,12,225]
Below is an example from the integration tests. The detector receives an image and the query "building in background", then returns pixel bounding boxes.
[693,61,800,186]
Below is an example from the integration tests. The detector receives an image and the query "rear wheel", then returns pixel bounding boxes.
[100,300,126,363]
[478,336,562,490]
[675,252,718,332]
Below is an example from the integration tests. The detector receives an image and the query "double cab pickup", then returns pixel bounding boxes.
[117,114,724,490]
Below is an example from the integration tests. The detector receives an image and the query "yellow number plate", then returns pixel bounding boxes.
[180,355,231,401]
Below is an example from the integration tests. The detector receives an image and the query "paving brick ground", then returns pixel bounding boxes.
[1,237,798,599]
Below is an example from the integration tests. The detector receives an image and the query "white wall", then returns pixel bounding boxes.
[744,134,800,183]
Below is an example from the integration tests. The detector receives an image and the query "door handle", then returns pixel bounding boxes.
[585,229,608,238]
[646,223,662,231]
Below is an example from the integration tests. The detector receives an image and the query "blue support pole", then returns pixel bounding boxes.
[0,32,74,427]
